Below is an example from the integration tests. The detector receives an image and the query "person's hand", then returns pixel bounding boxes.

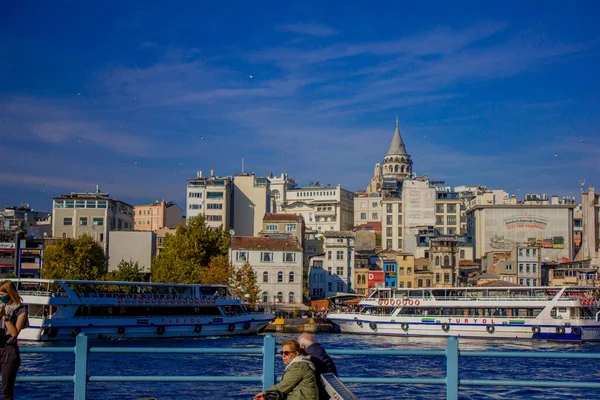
[254,392,265,400]
[0,306,6,318]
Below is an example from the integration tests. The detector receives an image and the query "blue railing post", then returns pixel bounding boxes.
[74,333,89,400]
[446,336,459,400]
[262,334,276,390]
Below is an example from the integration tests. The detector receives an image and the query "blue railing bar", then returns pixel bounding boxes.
[17,376,74,383]
[460,379,600,389]
[262,334,276,390]
[461,351,600,359]
[74,333,88,400]
[446,336,459,400]
[89,347,263,355]
[88,375,262,383]
[339,377,446,385]
[20,347,75,353]
[328,349,446,357]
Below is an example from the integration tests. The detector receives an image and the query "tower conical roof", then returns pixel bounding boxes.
[387,117,407,155]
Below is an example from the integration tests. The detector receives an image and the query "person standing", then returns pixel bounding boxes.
[298,333,337,400]
[0,280,28,400]
[254,339,318,400]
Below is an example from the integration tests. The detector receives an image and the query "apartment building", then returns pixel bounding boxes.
[229,236,303,307]
[51,186,133,253]
[233,173,271,236]
[354,192,383,227]
[321,231,355,296]
[133,201,183,231]
[186,170,232,230]
[517,246,542,286]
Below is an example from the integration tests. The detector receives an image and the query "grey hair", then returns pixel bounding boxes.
[298,333,315,347]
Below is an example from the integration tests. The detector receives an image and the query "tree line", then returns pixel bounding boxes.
[41,215,261,304]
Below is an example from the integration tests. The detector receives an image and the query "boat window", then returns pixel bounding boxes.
[74,305,224,317]
[27,304,44,318]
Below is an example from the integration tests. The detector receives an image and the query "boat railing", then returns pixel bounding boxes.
[18,334,600,400]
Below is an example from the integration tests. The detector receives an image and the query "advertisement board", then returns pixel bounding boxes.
[368,271,385,288]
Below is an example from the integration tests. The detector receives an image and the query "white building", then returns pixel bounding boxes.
[579,186,600,267]
[186,170,232,229]
[321,231,355,296]
[229,236,303,308]
[516,246,541,286]
[268,175,354,233]
[108,231,156,273]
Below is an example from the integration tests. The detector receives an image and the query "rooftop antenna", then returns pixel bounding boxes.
[241,158,245,174]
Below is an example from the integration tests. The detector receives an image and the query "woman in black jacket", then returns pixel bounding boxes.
[0,280,28,400]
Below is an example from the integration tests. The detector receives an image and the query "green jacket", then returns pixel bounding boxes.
[268,355,319,400]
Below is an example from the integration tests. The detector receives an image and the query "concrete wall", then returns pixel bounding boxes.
[108,231,156,273]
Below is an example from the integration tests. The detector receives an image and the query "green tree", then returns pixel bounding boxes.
[151,215,230,283]
[108,259,145,282]
[42,235,106,280]
[229,261,261,306]
[200,255,233,285]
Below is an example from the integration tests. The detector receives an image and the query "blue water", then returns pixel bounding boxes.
[18,334,600,400]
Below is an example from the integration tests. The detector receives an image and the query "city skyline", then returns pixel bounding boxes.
[1,2,599,211]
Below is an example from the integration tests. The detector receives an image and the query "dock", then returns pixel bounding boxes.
[263,317,338,333]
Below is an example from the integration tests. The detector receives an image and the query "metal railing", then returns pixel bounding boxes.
[17,334,600,400]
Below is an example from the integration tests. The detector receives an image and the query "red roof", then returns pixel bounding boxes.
[459,260,480,267]
[230,236,301,251]
[263,213,304,223]
[354,222,382,233]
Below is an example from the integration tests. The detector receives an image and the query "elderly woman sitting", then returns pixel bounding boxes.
[254,339,318,400]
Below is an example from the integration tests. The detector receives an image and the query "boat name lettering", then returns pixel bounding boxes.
[161,318,197,325]
[446,318,495,324]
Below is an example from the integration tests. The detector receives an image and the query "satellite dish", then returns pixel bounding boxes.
[229,229,235,236]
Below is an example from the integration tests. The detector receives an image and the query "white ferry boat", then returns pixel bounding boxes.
[327,286,600,342]
[13,279,274,341]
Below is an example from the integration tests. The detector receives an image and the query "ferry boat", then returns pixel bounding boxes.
[326,286,600,342]
[13,279,274,341]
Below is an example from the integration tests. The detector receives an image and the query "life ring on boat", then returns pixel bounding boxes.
[532,326,541,335]
[486,325,495,334]
[194,324,202,334]
[402,299,408,306]
[383,299,389,306]
[152,298,156,304]
[158,298,163,304]
[244,322,251,330]
[572,327,582,336]
[199,298,204,304]
[228,324,235,332]
[145,298,150,304]
[356,321,363,328]
[401,323,409,332]
[441,323,450,332]
[369,322,377,331]
[156,326,165,335]
[408,300,414,306]
[47,327,58,338]
[212,298,217,304]
[195,298,200,304]
[415,300,420,306]
[556,326,565,336]
[117,297,122,304]
[378,300,383,305]
[117,326,125,335]
[71,328,82,338]
[177,297,181,304]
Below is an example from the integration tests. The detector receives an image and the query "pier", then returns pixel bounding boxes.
[16,334,600,399]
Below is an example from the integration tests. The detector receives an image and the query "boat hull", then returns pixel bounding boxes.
[327,315,600,342]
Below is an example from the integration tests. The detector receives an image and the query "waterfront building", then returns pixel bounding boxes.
[378,249,398,288]
[233,173,271,236]
[320,231,355,296]
[548,259,598,286]
[353,230,378,295]
[133,201,183,232]
[517,246,542,286]
[429,236,459,288]
[308,252,326,299]
[229,236,303,308]
[51,186,133,253]
[396,252,416,288]
[466,202,576,262]
[108,231,156,273]
[579,186,600,268]
[0,230,17,276]
[186,170,232,230]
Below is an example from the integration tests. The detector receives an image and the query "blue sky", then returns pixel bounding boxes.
[1,1,599,211]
